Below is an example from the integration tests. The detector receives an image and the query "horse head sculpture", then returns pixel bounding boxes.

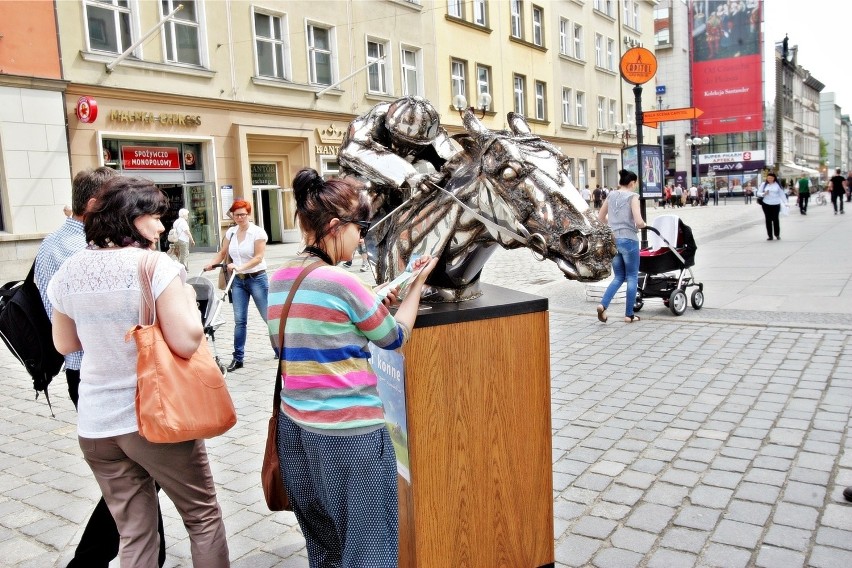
[361,110,617,302]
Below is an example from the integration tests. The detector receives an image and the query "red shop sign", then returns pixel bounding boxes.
[121,146,181,170]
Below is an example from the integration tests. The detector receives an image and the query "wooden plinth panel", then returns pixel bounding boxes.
[399,310,554,568]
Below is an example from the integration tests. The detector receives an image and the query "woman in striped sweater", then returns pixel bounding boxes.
[267,168,436,567]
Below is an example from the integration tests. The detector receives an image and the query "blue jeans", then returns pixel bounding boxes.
[601,238,640,317]
[230,272,269,362]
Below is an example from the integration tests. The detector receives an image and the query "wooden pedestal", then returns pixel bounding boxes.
[398,284,554,568]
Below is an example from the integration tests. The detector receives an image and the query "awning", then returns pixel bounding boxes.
[776,162,820,177]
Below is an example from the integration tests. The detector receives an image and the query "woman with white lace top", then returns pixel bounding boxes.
[48,177,230,567]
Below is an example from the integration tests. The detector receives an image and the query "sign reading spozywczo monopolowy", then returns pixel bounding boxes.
[121,146,181,170]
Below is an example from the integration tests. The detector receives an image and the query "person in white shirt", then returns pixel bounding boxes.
[688,184,699,206]
[171,208,195,269]
[204,200,271,371]
[581,185,591,207]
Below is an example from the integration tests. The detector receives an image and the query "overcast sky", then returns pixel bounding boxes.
[762,0,851,114]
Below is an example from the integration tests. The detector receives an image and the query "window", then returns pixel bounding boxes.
[451,59,467,100]
[609,99,616,130]
[307,24,333,86]
[562,88,573,124]
[367,39,389,94]
[605,0,614,17]
[559,18,569,55]
[573,23,584,60]
[576,91,586,126]
[253,9,289,80]
[514,74,526,115]
[161,0,202,66]
[626,103,635,126]
[535,81,546,120]
[594,33,603,67]
[511,0,522,38]
[597,97,606,129]
[578,159,588,189]
[473,0,487,26]
[320,156,340,179]
[401,47,421,96]
[448,0,462,18]
[606,37,615,71]
[532,6,543,46]
[85,0,133,54]
[633,1,640,32]
[476,64,492,103]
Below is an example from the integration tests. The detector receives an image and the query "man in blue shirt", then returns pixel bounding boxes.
[34,167,166,568]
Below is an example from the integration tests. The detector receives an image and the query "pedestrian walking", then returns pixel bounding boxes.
[581,184,591,208]
[171,208,195,270]
[846,170,852,202]
[829,168,845,214]
[595,169,647,324]
[797,173,811,215]
[756,172,787,240]
[593,185,603,209]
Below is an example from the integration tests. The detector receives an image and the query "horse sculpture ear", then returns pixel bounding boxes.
[463,109,491,139]
[507,112,532,135]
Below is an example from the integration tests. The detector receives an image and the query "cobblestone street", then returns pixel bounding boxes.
[1,200,851,567]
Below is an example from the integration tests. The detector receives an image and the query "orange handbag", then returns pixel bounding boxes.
[127,252,237,443]
[262,260,324,511]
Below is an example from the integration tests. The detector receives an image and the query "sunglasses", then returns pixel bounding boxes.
[342,219,370,238]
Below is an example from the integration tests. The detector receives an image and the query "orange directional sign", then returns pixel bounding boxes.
[642,107,704,128]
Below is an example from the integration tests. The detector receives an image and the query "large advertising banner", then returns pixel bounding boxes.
[689,0,763,136]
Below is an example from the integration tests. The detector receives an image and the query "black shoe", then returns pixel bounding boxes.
[766,237,773,240]
[343,261,353,267]
[844,487,852,502]
[226,360,243,372]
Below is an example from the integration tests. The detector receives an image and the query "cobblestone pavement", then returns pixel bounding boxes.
[1,199,851,567]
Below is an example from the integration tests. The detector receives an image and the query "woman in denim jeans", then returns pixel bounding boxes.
[204,200,270,371]
[596,169,647,323]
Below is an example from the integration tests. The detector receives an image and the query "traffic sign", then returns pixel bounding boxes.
[619,47,657,85]
[642,107,704,128]
[656,85,666,95]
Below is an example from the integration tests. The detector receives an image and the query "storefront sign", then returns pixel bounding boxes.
[121,146,181,170]
[315,145,340,155]
[76,96,98,123]
[251,163,278,186]
[699,150,765,164]
[109,109,201,126]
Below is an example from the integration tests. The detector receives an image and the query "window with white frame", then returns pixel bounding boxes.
[476,64,491,102]
[85,0,133,54]
[253,9,289,80]
[605,0,614,17]
[633,1,640,32]
[367,39,389,94]
[576,91,586,126]
[535,81,546,120]
[573,23,584,60]
[559,18,569,55]
[532,6,543,46]
[400,47,421,96]
[578,159,588,189]
[307,23,333,86]
[451,59,467,100]
[161,0,202,65]
[623,0,631,24]
[473,0,487,26]
[562,88,573,124]
[514,74,526,115]
[594,33,603,67]
[320,156,340,179]
[593,0,602,11]
[609,99,616,129]
[626,103,635,126]
[448,0,462,18]
[597,97,606,129]
[511,0,523,38]
[606,37,615,71]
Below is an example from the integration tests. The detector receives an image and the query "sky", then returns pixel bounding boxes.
[762,0,852,114]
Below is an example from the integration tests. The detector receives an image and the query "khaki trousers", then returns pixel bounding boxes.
[79,432,229,568]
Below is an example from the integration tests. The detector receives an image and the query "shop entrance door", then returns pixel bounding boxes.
[184,182,218,251]
[252,187,286,244]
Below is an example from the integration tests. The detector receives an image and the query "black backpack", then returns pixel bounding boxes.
[0,262,64,413]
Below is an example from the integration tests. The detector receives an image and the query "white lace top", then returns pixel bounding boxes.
[47,248,183,438]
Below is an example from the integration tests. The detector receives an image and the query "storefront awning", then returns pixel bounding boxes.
[776,162,820,177]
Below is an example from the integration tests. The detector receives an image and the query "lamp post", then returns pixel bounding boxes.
[684,136,710,188]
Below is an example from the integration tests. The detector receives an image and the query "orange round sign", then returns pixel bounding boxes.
[619,47,657,85]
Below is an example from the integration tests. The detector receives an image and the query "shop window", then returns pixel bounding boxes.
[320,157,340,179]
[253,8,290,80]
[307,23,335,86]
[84,0,133,54]
[161,0,203,66]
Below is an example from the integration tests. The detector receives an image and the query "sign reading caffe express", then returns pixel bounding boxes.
[109,109,201,126]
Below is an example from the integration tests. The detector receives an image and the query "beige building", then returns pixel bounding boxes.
[3,0,656,262]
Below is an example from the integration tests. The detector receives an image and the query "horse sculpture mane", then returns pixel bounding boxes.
[349,109,616,302]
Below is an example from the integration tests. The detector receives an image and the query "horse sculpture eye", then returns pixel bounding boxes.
[502,167,518,181]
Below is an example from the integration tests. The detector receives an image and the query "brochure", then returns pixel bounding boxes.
[375,256,424,299]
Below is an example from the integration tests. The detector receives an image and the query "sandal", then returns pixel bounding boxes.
[596,305,608,323]
[625,315,641,323]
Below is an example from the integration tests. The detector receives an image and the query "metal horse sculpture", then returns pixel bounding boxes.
[355,110,616,302]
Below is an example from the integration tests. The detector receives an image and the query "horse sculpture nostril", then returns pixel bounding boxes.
[561,233,588,256]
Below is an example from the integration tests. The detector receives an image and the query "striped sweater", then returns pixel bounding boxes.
[268,259,404,435]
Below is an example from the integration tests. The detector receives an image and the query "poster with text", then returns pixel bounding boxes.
[369,344,410,481]
[689,0,763,136]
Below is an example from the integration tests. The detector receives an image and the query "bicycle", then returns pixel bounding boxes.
[815,191,827,206]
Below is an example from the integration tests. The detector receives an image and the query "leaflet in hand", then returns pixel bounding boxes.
[376,257,424,298]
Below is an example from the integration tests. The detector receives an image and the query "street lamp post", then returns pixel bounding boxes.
[684,136,710,189]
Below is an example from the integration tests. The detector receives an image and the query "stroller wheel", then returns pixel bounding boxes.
[691,289,705,310]
[634,298,644,312]
[669,289,687,316]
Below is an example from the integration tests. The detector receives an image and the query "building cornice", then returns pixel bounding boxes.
[0,74,69,92]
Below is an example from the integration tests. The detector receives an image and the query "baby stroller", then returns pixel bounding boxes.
[187,264,235,375]
[634,215,704,316]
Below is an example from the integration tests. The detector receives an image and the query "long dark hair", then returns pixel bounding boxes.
[292,168,370,249]
[85,176,168,248]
